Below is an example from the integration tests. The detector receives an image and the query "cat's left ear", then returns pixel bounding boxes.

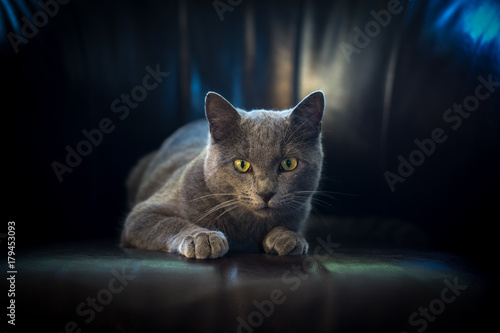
[290,90,325,133]
[205,92,242,142]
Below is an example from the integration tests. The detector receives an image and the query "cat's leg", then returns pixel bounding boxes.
[262,227,309,255]
[121,202,229,259]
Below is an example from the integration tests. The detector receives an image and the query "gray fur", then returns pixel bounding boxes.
[121,91,325,259]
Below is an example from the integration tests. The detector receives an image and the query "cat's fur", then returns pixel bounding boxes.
[121,91,325,259]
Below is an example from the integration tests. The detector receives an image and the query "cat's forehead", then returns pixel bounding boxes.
[238,109,290,137]
[238,108,292,129]
[231,108,299,159]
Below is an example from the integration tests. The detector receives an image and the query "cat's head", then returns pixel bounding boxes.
[203,91,325,223]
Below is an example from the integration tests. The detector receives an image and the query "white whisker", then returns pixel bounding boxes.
[194,199,239,223]
[191,193,236,202]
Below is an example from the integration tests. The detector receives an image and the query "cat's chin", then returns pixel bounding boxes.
[252,208,275,218]
[251,206,287,219]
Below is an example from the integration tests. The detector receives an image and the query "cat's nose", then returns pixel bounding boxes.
[258,191,276,203]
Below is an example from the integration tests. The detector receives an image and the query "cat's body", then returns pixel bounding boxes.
[121,91,325,259]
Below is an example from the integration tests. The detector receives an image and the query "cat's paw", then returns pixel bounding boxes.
[263,227,309,255]
[178,230,229,259]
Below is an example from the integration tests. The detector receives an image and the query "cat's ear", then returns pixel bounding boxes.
[205,92,241,142]
[290,90,325,133]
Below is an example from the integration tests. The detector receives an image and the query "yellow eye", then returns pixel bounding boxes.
[234,159,251,173]
[281,158,298,171]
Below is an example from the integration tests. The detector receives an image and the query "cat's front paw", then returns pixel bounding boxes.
[178,230,229,259]
[263,227,308,255]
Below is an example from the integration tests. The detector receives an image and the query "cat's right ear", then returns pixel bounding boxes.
[205,92,241,142]
[290,90,325,134]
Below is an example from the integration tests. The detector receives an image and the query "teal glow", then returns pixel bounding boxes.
[463,3,500,42]
[427,0,500,70]
[432,0,500,45]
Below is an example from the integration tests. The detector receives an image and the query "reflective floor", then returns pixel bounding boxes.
[13,240,495,332]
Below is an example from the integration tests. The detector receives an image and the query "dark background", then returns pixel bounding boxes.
[2,0,499,266]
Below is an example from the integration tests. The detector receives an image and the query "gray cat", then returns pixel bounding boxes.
[121,90,325,259]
